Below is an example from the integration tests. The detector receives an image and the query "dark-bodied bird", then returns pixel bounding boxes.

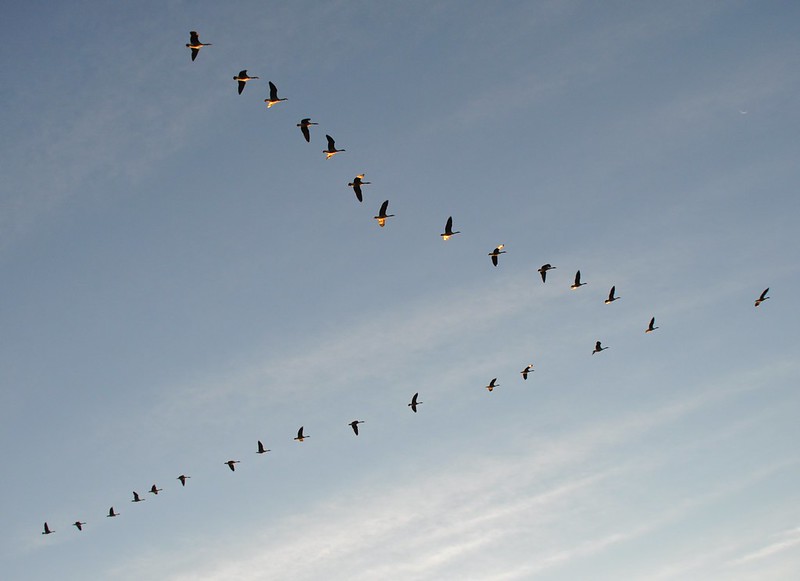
[149,484,162,495]
[177,474,190,487]
[233,70,258,94]
[440,216,460,240]
[131,491,145,503]
[225,460,240,472]
[520,364,534,380]
[538,264,556,283]
[107,507,119,517]
[265,81,288,108]
[257,440,271,454]
[592,341,608,355]
[348,174,370,202]
[294,426,309,442]
[323,134,345,159]
[604,285,620,304]
[186,31,211,61]
[570,270,586,290]
[645,317,659,333]
[297,118,318,142]
[486,378,499,392]
[374,200,395,227]
[42,522,54,535]
[73,521,86,531]
[349,420,364,435]
[489,245,506,266]
[408,392,422,413]
[755,288,770,307]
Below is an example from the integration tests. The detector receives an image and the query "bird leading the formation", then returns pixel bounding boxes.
[294,426,309,442]
[538,264,556,283]
[177,475,190,487]
[755,288,770,307]
[374,200,395,227]
[520,364,534,380]
[440,216,460,240]
[349,420,365,435]
[265,81,288,108]
[233,70,258,95]
[257,440,271,454]
[186,31,211,61]
[225,460,241,471]
[592,341,608,355]
[323,134,345,159]
[408,392,422,413]
[604,285,620,304]
[348,174,370,202]
[645,317,659,333]
[107,507,119,517]
[73,521,86,531]
[131,491,145,503]
[149,484,162,495]
[486,378,499,392]
[42,522,54,535]
[489,244,506,266]
[570,270,586,289]
[297,118,318,142]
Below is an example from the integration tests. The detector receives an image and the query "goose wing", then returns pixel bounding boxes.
[326,135,336,150]
[269,81,278,100]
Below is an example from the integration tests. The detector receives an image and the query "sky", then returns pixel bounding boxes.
[1,1,799,579]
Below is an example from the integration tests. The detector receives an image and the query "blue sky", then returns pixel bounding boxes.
[2,1,799,579]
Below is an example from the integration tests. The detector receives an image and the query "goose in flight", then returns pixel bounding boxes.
[107,507,119,517]
[131,491,145,503]
[265,81,288,108]
[440,216,460,240]
[42,522,54,535]
[592,341,608,355]
[374,200,395,227]
[186,31,211,61]
[348,174,370,202]
[297,118,318,142]
[177,474,191,487]
[225,460,241,472]
[604,286,620,304]
[645,317,659,333]
[323,134,345,159]
[149,484,162,495]
[755,288,770,307]
[294,426,310,442]
[486,378,499,392]
[73,521,86,531]
[233,70,258,94]
[489,245,506,266]
[349,420,365,435]
[520,364,534,380]
[570,270,586,290]
[257,440,271,454]
[538,264,556,283]
[408,392,422,413]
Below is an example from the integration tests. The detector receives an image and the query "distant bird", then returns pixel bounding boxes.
[42,522,54,535]
[149,484,162,495]
[73,521,86,531]
[755,288,770,307]
[257,440,271,454]
[264,81,288,108]
[186,31,211,61]
[408,392,422,413]
[131,491,145,503]
[645,317,659,333]
[323,134,345,159]
[489,245,506,266]
[440,216,460,240]
[374,200,395,227]
[570,270,586,290]
[592,341,608,355]
[520,364,534,380]
[349,420,365,435]
[225,460,240,472]
[233,70,258,95]
[107,507,119,517]
[294,426,309,442]
[538,264,556,283]
[297,118,318,142]
[177,475,191,487]
[348,174,370,202]
[604,285,620,304]
[486,378,499,392]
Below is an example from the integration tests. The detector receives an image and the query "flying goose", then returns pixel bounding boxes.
[73,521,86,531]
[294,426,309,442]
[486,378,499,392]
[489,245,506,266]
[604,286,620,304]
[348,174,370,202]
[131,491,145,503]
[323,134,345,159]
[42,522,54,535]
[570,270,586,290]
[755,288,770,307]
[440,216,460,240]
[592,341,608,355]
[538,264,556,283]
[297,118,318,142]
[520,364,534,380]
[257,440,271,454]
[374,200,395,227]
[408,392,422,413]
[107,507,119,517]
[186,31,211,61]
[349,420,365,435]
[645,317,659,333]
[177,475,190,487]
[264,81,288,108]
[225,460,240,472]
[233,70,258,94]
[149,484,162,495]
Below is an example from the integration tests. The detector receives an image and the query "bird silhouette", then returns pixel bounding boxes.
[489,245,506,266]
[149,484,162,495]
[604,285,620,304]
[486,378,499,392]
[520,364,534,380]
[233,70,258,95]
[73,521,86,531]
[177,475,191,487]
[323,134,345,159]
[374,200,395,227]
[408,392,422,412]
[107,507,119,517]
[538,264,556,283]
[225,460,240,472]
[349,420,365,435]
[257,440,271,454]
[264,81,288,108]
[297,118,318,142]
[592,341,608,355]
[131,491,145,503]
[645,317,659,333]
[186,31,211,61]
[570,270,586,290]
[755,288,770,307]
[42,522,54,535]
[348,174,370,202]
[294,426,310,442]
[440,216,460,240]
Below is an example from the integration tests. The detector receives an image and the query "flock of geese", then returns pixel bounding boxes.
[38,30,773,538]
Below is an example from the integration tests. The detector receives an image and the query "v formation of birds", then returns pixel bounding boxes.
[37,30,773,538]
